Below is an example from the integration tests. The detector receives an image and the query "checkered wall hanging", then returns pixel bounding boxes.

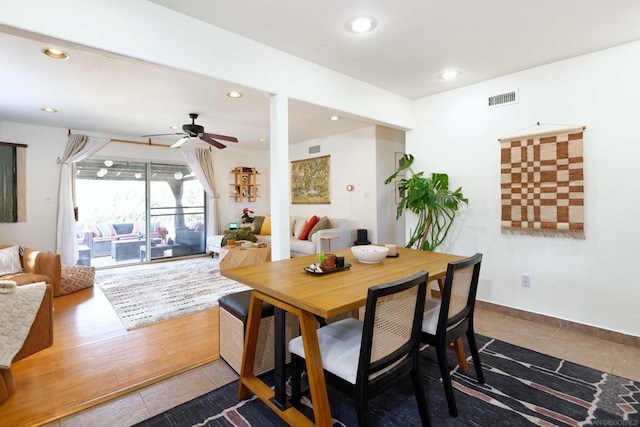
[499,125,585,239]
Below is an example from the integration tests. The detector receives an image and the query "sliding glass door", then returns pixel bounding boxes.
[146,163,206,261]
[75,158,206,267]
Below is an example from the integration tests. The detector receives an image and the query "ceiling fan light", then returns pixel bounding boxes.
[170,136,189,148]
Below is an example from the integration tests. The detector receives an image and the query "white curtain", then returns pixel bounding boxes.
[181,147,221,239]
[56,134,110,265]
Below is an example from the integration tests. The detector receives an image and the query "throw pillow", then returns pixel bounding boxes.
[253,216,265,235]
[308,216,332,240]
[299,215,319,240]
[0,245,23,276]
[260,216,272,235]
[293,218,308,239]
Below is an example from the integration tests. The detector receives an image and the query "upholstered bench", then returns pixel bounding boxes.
[218,290,298,375]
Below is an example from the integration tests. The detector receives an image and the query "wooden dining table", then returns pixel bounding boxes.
[221,246,466,426]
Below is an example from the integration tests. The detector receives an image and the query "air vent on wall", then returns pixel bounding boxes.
[308,145,321,154]
[487,90,519,108]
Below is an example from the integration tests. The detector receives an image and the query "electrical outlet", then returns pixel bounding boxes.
[521,273,531,287]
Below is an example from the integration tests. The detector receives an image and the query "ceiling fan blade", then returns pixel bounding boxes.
[202,132,238,143]
[200,134,227,149]
[142,132,186,137]
[170,136,190,148]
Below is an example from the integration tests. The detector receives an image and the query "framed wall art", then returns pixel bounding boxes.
[291,155,330,204]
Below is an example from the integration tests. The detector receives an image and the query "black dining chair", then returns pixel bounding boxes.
[289,271,431,427]
[421,253,484,417]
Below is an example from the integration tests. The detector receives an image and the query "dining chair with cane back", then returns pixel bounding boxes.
[421,253,484,417]
[289,271,431,427]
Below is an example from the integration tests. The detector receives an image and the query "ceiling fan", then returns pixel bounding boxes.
[143,113,238,149]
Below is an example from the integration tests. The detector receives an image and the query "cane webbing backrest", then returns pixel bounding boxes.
[370,285,419,363]
[447,263,474,321]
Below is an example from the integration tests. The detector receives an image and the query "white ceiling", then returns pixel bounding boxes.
[2,1,640,150]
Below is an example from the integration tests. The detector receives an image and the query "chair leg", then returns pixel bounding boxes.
[290,354,303,407]
[436,343,458,417]
[466,330,485,384]
[354,395,371,427]
[411,351,431,427]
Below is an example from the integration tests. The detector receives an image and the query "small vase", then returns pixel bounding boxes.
[242,222,255,231]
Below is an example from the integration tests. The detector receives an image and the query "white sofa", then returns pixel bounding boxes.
[208,216,356,258]
[259,216,356,257]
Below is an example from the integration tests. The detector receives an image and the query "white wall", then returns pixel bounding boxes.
[375,127,405,246]
[0,122,268,249]
[0,122,66,251]
[408,41,640,336]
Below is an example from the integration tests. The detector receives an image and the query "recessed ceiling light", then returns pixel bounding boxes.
[227,91,243,98]
[42,48,69,60]
[170,125,179,130]
[440,70,461,80]
[258,138,267,142]
[41,107,57,113]
[347,16,377,33]
[104,160,113,167]
[330,115,340,121]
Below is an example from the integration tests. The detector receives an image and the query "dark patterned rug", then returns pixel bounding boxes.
[136,335,639,426]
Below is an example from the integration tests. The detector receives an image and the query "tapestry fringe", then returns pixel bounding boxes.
[501,227,585,240]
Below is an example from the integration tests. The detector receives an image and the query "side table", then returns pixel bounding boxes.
[219,244,271,270]
[319,234,339,252]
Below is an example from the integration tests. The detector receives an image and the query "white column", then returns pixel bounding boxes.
[270,94,291,260]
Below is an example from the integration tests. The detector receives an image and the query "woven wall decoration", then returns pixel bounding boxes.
[499,126,585,238]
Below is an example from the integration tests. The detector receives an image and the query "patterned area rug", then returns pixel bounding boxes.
[95,257,249,329]
[136,335,639,426]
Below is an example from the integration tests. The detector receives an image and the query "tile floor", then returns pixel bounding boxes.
[43,307,640,427]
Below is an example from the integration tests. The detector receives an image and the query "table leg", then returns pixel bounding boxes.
[238,292,262,401]
[272,307,287,409]
[298,311,332,427]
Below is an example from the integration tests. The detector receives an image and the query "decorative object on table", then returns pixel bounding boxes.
[142,334,640,427]
[353,228,371,246]
[304,262,351,274]
[95,257,249,329]
[498,123,585,239]
[291,155,330,204]
[241,240,253,248]
[351,245,389,264]
[335,255,345,268]
[385,244,397,256]
[240,207,254,223]
[385,153,468,251]
[321,253,336,269]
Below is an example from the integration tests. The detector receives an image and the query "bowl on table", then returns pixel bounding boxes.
[351,245,389,264]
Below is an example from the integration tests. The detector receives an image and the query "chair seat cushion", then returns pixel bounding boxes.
[218,290,274,323]
[422,298,441,335]
[289,317,362,384]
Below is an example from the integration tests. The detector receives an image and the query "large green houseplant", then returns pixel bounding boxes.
[385,154,468,251]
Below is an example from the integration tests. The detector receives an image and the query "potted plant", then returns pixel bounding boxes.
[241,207,255,224]
[385,154,468,251]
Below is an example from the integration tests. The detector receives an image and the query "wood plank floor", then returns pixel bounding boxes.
[0,282,219,427]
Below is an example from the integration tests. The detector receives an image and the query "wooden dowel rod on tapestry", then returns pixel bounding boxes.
[497,125,586,142]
